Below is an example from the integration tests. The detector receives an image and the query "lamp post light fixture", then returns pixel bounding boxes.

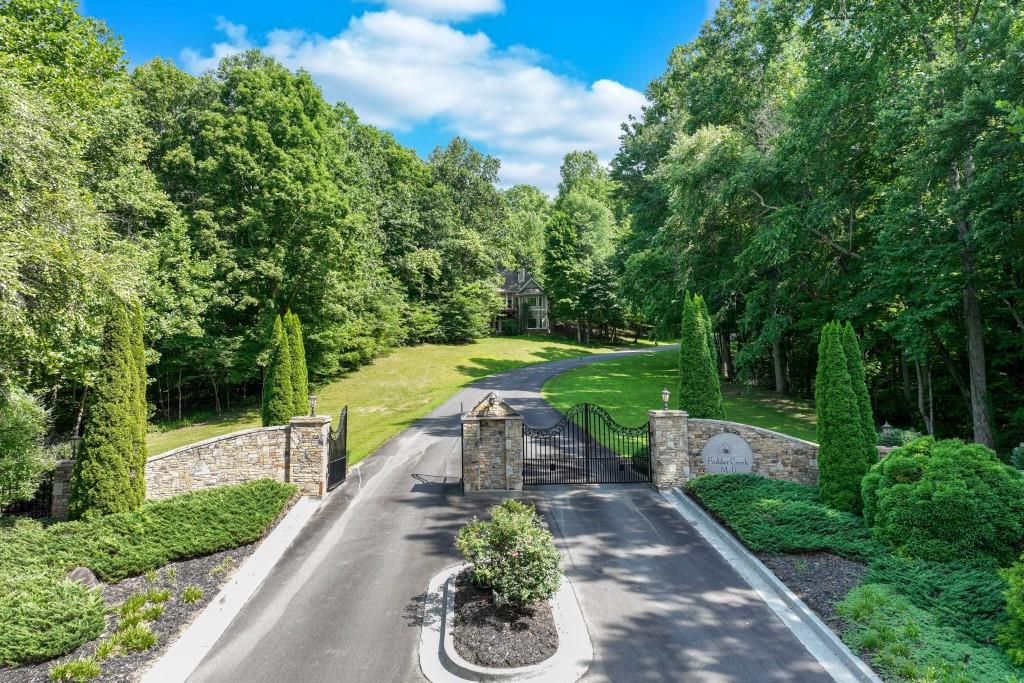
[661,388,670,411]
[308,394,318,417]
[70,435,82,459]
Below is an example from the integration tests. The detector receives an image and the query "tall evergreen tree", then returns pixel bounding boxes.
[128,300,148,504]
[286,311,309,417]
[678,294,725,418]
[68,303,138,519]
[261,315,294,426]
[696,294,719,379]
[841,322,877,469]
[815,322,868,514]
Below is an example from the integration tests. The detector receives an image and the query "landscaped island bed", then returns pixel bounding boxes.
[0,480,296,678]
[685,473,1023,682]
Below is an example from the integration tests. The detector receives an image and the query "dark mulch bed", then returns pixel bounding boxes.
[2,496,296,682]
[452,569,558,669]
[757,551,867,634]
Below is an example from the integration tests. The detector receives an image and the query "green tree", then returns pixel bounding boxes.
[68,303,138,519]
[678,294,725,418]
[261,315,294,427]
[286,311,309,416]
[841,322,876,469]
[128,300,148,504]
[816,322,868,514]
[0,384,52,507]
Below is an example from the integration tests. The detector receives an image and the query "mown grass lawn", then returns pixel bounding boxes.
[147,336,648,464]
[541,348,818,442]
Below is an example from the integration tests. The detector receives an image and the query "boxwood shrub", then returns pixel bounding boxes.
[456,499,561,607]
[0,479,295,666]
[861,437,1024,564]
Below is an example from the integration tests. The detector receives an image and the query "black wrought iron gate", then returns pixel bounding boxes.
[523,403,651,485]
[327,406,348,491]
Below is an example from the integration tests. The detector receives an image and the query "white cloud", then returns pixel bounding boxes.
[371,0,504,21]
[181,10,646,194]
[180,18,252,73]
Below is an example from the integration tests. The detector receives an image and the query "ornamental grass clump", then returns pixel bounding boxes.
[456,499,561,607]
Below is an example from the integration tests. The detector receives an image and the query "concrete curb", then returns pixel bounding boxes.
[141,496,323,683]
[419,564,593,682]
[661,488,882,683]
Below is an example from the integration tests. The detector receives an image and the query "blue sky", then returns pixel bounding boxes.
[83,0,714,192]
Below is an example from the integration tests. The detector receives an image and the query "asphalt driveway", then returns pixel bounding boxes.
[188,346,831,682]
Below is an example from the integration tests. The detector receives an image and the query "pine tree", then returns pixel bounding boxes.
[68,304,138,519]
[815,322,868,513]
[841,322,877,469]
[128,300,148,504]
[261,315,294,426]
[286,310,309,416]
[678,294,726,418]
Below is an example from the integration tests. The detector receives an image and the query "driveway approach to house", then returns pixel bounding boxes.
[189,346,831,683]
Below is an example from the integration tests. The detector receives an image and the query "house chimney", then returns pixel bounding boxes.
[518,268,526,283]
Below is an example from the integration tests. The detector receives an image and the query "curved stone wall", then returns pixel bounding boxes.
[145,426,289,500]
[687,419,819,485]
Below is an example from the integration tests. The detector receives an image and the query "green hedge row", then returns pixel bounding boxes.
[0,480,296,666]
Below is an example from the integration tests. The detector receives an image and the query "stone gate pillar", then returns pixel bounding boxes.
[648,410,689,489]
[288,415,331,495]
[461,393,524,493]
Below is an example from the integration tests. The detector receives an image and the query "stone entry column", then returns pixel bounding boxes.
[461,393,524,493]
[288,415,332,495]
[648,410,689,489]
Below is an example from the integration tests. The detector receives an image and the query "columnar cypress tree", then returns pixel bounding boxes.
[286,310,309,416]
[697,294,718,375]
[261,315,294,426]
[678,294,726,418]
[841,322,877,469]
[128,300,148,504]
[815,321,868,513]
[68,304,138,519]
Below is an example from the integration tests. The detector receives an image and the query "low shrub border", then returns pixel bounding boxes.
[0,479,296,668]
[684,473,1024,682]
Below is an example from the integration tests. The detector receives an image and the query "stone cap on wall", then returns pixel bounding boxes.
[289,415,332,426]
[462,392,521,420]
[148,424,289,462]
[687,418,819,448]
[648,410,689,418]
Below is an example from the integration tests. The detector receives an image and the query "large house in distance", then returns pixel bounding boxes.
[495,269,549,333]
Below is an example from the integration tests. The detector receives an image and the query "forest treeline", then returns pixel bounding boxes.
[3,0,1023,455]
[0,0,552,432]
[610,0,1024,450]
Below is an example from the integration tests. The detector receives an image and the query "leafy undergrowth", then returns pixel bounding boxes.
[839,585,1022,683]
[684,473,1024,681]
[0,480,295,666]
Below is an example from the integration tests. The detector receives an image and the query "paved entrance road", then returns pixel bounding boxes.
[190,347,831,683]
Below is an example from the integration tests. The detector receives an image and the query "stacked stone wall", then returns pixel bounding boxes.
[687,419,819,485]
[145,426,289,500]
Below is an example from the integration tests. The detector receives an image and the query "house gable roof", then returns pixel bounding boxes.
[498,269,544,295]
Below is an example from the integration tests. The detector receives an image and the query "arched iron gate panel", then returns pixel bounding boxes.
[327,406,348,491]
[523,403,651,485]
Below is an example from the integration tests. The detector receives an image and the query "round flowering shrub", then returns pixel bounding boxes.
[455,499,561,607]
[861,437,1024,564]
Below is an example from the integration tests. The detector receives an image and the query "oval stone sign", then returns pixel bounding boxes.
[702,433,754,474]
